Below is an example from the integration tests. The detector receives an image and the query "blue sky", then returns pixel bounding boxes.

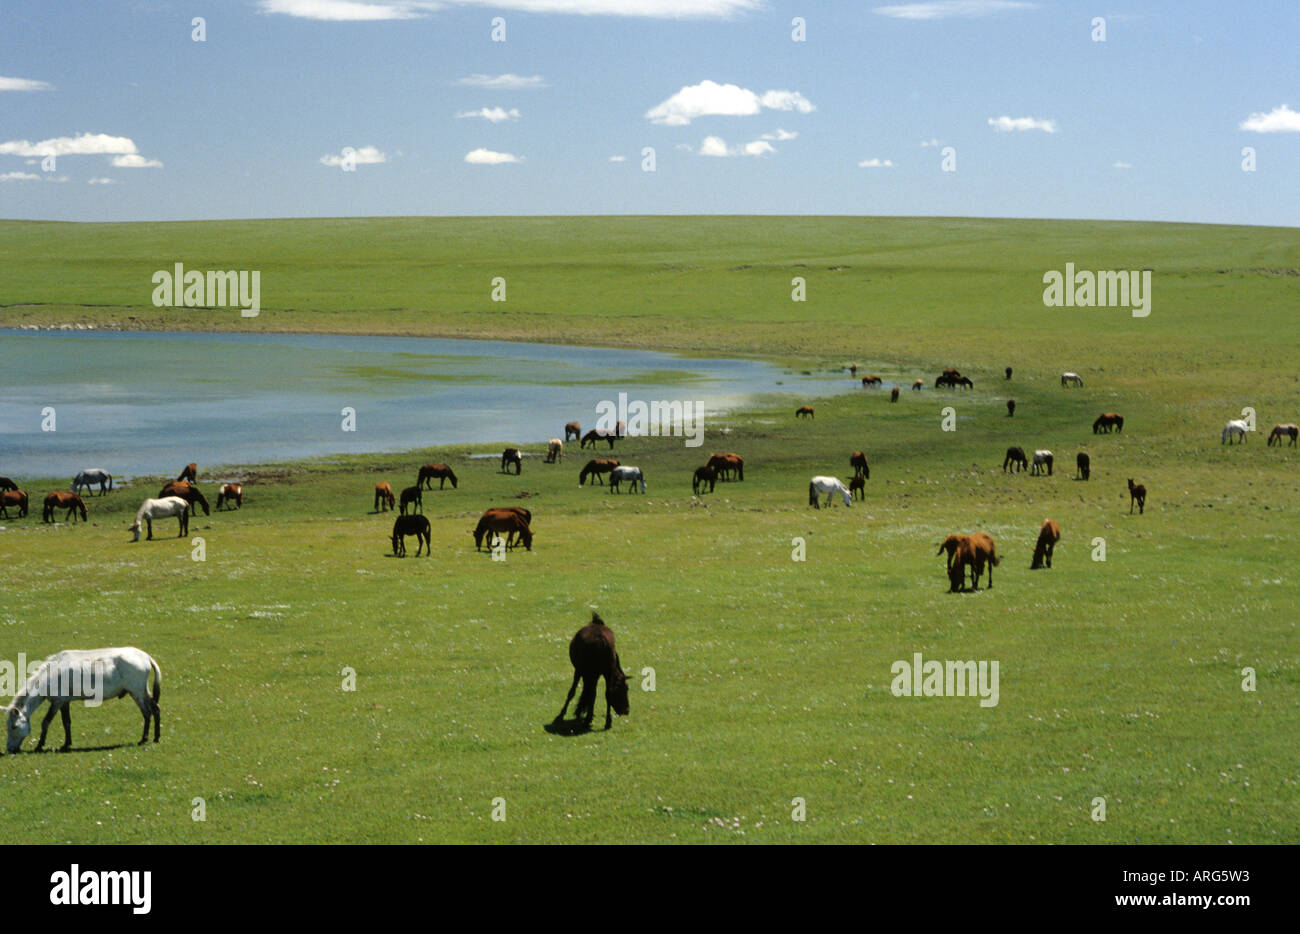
[1,0,1296,225]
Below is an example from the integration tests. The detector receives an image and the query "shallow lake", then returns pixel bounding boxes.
[0,330,848,478]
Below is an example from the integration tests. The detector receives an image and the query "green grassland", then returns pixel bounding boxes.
[0,216,1297,843]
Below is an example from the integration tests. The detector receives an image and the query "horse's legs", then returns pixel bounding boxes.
[146,517,153,540]
[131,691,153,744]
[554,670,581,723]
[59,704,73,750]
[35,703,59,751]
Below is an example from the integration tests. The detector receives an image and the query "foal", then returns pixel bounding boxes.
[1128,479,1146,515]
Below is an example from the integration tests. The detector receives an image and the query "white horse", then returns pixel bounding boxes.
[1061,372,1083,387]
[72,468,113,496]
[1222,419,1251,444]
[1031,450,1054,475]
[130,496,190,540]
[609,466,646,494]
[4,647,161,752]
[809,476,852,508]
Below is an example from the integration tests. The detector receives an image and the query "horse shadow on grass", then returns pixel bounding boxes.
[543,718,601,737]
[14,742,139,755]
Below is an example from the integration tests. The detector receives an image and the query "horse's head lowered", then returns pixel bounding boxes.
[607,656,630,717]
[5,705,31,753]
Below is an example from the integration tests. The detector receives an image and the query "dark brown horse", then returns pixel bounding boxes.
[849,475,865,500]
[935,373,972,389]
[374,482,396,512]
[1267,423,1299,447]
[158,480,210,516]
[692,464,717,494]
[43,492,87,523]
[860,376,882,388]
[399,485,422,515]
[473,508,532,551]
[553,612,629,732]
[564,421,582,442]
[0,477,18,492]
[391,514,431,556]
[176,462,197,482]
[1002,446,1028,472]
[1006,399,1015,417]
[1076,452,1090,481]
[1005,367,1012,380]
[950,532,999,592]
[1128,478,1146,515]
[580,429,619,450]
[1031,519,1060,570]
[494,506,533,548]
[579,459,619,486]
[850,451,869,479]
[707,452,744,481]
[501,448,522,475]
[890,386,900,403]
[0,490,28,518]
[795,405,814,419]
[1093,413,1124,434]
[417,464,458,490]
[216,483,243,510]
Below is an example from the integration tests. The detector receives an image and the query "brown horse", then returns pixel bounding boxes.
[418,464,458,490]
[501,448,522,475]
[553,612,629,732]
[692,464,717,494]
[707,452,744,481]
[399,485,423,515]
[950,532,999,592]
[43,492,87,523]
[890,386,900,403]
[849,475,865,500]
[374,482,396,512]
[860,376,882,388]
[850,451,869,479]
[391,514,431,556]
[580,429,618,450]
[912,379,923,391]
[565,421,582,442]
[796,405,815,419]
[176,462,197,482]
[473,508,532,551]
[1002,446,1028,472]
[544,439,563,463]
[494,506,533,548]
[1031,519,1060,570]
[0,477,18,492]
[1267,423,1299,447]
[1128,478,1146,515]
[579,459,619,486]
[216,483,243,510]
[158,480,211,516]
[937,534,969,572]
[1006,399,1015,417]
[0,490,28,518]
[1093,413,1124,434]
[1076,452,1090,480]
[1005,367,1012,380]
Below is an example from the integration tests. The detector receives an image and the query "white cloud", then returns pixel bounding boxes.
[987,115,1056,133]
[1239,104,1300,133]
[874,1,1036,20]
[609,155,626,162]
[0,132,139,157]
[111,154,164,168]
[0,171,41,181]
[0,76,52,92]
[858,158,894,168]
[456,107,521,123]
[761,128,798,141]
[920,138,940,147]
[696,135,774,157]
[456,74,546,90]
[1112,160,1132,169]
[646,80,814,125]
[87,177,118,184]
[319,145,387,167]
[263,0,758,19]
[259,0,423,20]
[465,148,522,164]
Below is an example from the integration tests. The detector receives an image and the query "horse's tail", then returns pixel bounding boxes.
[106,474,113,491]
[150,655,162,705]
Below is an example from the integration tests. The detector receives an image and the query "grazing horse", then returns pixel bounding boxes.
[861,376,882,388]
[849,475,865,500]
[950,532,999,592]
[850,451,870,479]
[1268,423,1299,447]
[935,374,973,389]
[808,476,852,508]
[579,459,619,486]
[1076,452,1090,480]
[848,364,858,376]
[391,514,432,557]
[1006,399,1015,417]
[158,480,210,516]
[4,647,161,753]
[936,534,969,573]
[492,506,533,548]
[707,452,744,481]
[609,466,646,494]
[890,387,900,403]
[0,490,28,518]
[1031,519,1060,570]
[1061,372,1083,387]
[130,497,189,540]
[374,482,396,512]
[1093,413,1124,434]
[216,483,243,510]
[0,477,18,492]
[176,462,197,482]
[418,464,458,490]
[912,379,923,391]
[796,406,815,419]
[72,469,113,496]
[1031,450,1054,476]
[564,422,582,442]
[544,439,563,464]
[43,492,88,524]
[1222,419,1250,444]
[1005,367,1012,380]
[501,448,523,475]
[1128,479,1146,515]
[399,485,423,515]
[473,508,532,552]
[553,612,629,732]
[1002,446,1029,472]
[580,429,618,450]
[692,465,717,494]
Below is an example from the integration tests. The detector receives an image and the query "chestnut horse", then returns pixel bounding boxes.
[861,376,882,388]
[391,514,431,556]
[1267,423,1298,447]
[890,387,900,403]
[374,482,396,512]
[418,464,458,490]
[553,612,629,732]
[850,451,869,479]
[158,480,210,516]
[707,452,744,481]
[0,490,28,518]
[1002,447,1028,472]
[216,483,243,510]
[473,508,532,551]
[692,465,717,494]
[501,448,522,475]
[579,459,619,486]
[1076,452,1090,480]
[912,379,923,391]
[399,485,422,515]
[1093,413,1124,434]
[937,534,968,572]
[43,492,87,523]
[1031,519,1060,570]
[949,532,999,592]
[1128,478,1146,515]
[796,406,815,419]
[176,462,197,482]
[565,422,582,442]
